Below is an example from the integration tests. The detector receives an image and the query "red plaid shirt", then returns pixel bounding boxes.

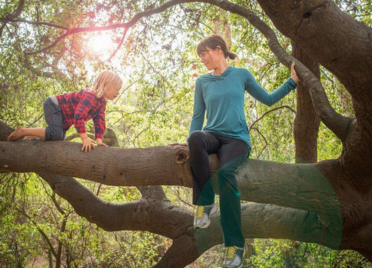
[55,90,107,139]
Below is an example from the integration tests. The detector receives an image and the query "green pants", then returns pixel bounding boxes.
[189,131,250,247]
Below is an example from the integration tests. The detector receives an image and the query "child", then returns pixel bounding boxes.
[7,70,123,152]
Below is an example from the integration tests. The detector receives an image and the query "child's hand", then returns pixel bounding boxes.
[82,137,95,152]
[96,138,109,147]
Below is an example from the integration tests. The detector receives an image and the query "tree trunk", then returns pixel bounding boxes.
[292,40,320,164]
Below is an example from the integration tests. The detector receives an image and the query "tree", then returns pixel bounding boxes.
[1,0,372,267]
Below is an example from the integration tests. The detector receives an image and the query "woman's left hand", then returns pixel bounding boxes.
[291,62,300,84]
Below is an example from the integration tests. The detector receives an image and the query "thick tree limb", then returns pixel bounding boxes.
[0,139,343,227]
[0,122,343,237]
[22,172,343,266]
[292,40,320,163]
[0,124,364,262]
[254,0,372,147]
[255,0,372,102]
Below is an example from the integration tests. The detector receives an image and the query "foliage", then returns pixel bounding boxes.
[1,0,372,267]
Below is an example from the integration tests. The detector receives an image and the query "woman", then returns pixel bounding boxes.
[175,34,299,267]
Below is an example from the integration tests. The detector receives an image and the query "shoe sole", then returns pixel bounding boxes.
[223,249,245,268]
[194,204,217,229]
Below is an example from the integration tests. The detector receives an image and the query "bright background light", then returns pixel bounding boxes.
[89,31,116,57]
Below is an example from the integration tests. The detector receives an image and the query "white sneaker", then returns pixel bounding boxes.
[222,246,245,268]
[193,203,217,229]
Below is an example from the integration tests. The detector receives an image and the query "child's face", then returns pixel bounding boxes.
[103,84,121,100]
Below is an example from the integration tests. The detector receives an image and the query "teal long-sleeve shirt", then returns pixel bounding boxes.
[189,66,297,149]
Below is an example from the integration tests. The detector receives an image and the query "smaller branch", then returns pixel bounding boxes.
[0,18,68,30]
[65,132,94,141]
[26,32,69,55]
[56,213,69,268]
[23,52,66,79]
[0,0,25,38]
[0,23,6,38]
[106,28,128,62]
[18,209,58,258]
[96,183,102,196]
[23,0,183,55]
[51,192,65,215]
[137,186,168,201]
[8,0,25,18]
[26,113,44,127]
[250,127,268,158]
[112,79,139,105]
[175,187,193,208]
[250,105,296,129]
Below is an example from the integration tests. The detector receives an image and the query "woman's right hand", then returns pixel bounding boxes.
[168,143,188,146]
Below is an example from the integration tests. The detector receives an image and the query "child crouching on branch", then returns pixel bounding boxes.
[7,70,123,152]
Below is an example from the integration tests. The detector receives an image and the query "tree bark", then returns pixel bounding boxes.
[254,0,372,183]
[292,40,321,164]
[0,139,343,221]
[2,0,372,264]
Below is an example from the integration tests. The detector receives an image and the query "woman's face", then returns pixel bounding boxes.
[199,46,222,70]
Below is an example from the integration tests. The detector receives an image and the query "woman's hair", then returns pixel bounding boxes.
[89,70,123,98]
[197,34,238,60]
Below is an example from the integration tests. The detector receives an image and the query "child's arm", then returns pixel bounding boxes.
[74,92,96,152]
[93,104,107,147]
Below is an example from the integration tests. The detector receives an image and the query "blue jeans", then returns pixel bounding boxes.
[43,96,65,140]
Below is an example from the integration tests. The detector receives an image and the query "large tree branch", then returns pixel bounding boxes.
[292,40,321,163]
[18,171,344,266]
[0,121,344,233]
[254,0,372,144]
[0,126,361,263]
[255,0,372,99]
[0,138,343,228]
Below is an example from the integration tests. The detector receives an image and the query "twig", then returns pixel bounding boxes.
[106,28,128,62]
[250,127,267,158]
[250,105,296,130]
[0,18,68,30]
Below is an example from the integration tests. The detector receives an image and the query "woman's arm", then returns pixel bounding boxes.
[189,79,206,134]
[169,79,205,147]
[245,63,298,107]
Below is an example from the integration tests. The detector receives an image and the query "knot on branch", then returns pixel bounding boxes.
[175,149,189,164]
